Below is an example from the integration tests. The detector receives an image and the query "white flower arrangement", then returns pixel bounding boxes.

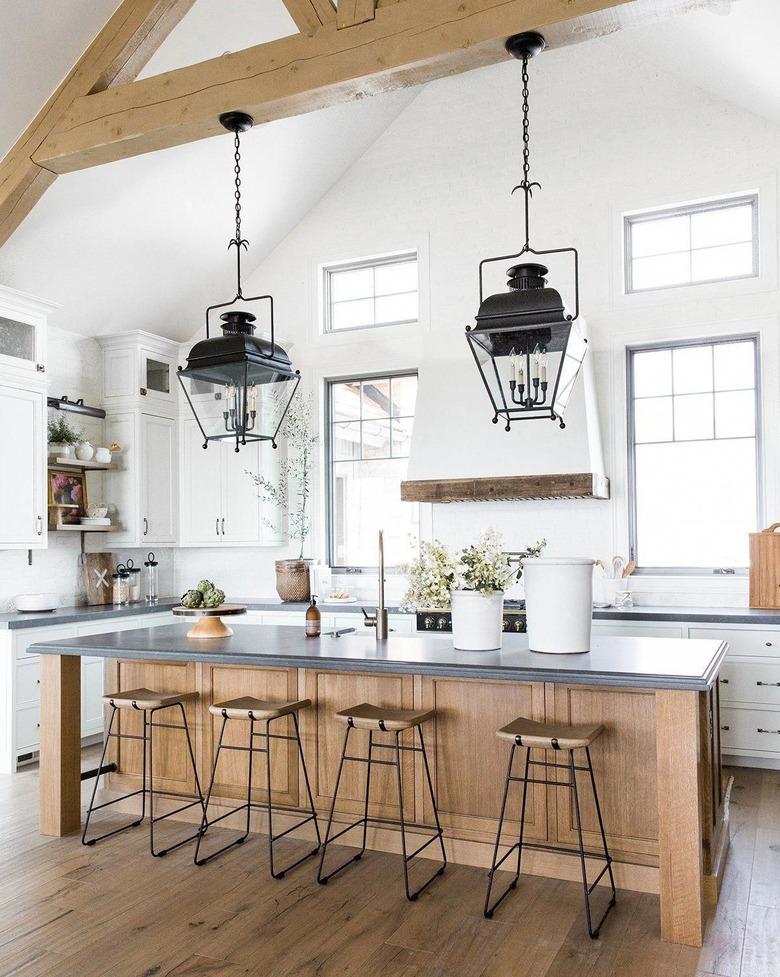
[401,530,546,610]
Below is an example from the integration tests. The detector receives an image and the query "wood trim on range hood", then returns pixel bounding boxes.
[400,473,610,503]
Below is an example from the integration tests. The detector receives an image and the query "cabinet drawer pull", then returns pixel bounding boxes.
[721,725,730,731]
[719,678,729,684]
[143,517,149,536]
[36,515,43,536]
[216,517,220,536]
[757,728,780,735]
[756,681,780,687]
[221,518,225,536]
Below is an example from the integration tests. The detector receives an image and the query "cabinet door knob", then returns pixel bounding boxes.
[36,364,45,373]
[721,725,730,731]
[719,678,729,684]
[766,642,773,647]
[140,387,147,396]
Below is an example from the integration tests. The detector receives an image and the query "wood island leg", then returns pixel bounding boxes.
[656,689,705,947]
[40,654,82,836]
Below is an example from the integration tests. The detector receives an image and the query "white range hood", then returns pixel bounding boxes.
[402,321,609,502]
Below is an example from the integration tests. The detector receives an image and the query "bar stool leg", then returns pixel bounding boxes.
[194,715,235,865]
[317,723,363,884]
[149,704,207,858]
[264,714,321,879]
[580,747,616,936]
[417,726,447,869]
[484,743,531,918]
[569,750,615,938]
[394,728,446,902]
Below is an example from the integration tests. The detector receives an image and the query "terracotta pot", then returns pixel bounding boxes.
[275,560,311,602]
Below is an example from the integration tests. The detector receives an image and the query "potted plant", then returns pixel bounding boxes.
[47,415,83,460]
[246,395,317,602]
[401,530,545,651]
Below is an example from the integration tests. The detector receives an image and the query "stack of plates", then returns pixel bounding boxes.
[80,517,112,526]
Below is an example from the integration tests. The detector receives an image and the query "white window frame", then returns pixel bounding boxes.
[325,369,419,572]
[626,334,762,575]
[322,251,419,335]
[624,193,759,295]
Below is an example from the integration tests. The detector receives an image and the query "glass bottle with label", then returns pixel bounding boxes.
[144,552,159,603]
[305,597,321,638]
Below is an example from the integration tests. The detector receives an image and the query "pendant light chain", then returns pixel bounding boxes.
[513,51,540,252]
[229,128,249,299]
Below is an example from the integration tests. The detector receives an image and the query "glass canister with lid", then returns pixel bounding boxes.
[144,552,159,603]
[125,558,142,602]
[112,565,130,605]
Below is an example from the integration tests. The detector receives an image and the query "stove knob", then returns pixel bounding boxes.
[437,617,449,630]
[514,619,524,632]
[502,618,510,631]
[424,616,434,630]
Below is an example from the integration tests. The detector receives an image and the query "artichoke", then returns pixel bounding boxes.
[181,589,204,609]
[196,579,214,596]
[202,587,225,609]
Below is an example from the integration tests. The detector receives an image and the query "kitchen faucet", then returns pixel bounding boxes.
[362,530,389,640]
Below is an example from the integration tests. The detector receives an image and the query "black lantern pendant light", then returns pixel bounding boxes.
[466,33,586,431]
[178,111,300,452]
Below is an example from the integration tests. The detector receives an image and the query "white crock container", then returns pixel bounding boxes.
[450,589,504,651]
[523,557,594,654]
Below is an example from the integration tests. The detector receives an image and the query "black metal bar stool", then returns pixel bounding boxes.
[317,702,446,901]
[82,688,206,857]
[194,697,320,878]
[484,717,616,938]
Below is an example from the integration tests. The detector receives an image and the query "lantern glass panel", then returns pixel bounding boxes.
[551,319,587,417]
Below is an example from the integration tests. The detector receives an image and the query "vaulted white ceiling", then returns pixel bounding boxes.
[1,0,778,343]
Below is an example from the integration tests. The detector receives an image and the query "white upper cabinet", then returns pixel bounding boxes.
[179,417,284,547]
[141,414,177,543]
[100,332,179,416]
[0,383,46,548]
[105,410,177,546]
[0,286,52,379]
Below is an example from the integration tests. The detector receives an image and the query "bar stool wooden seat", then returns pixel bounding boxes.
[484,715,616,938]
[317,702,446,901]
[82,688,206,857]
[194,696,320,879]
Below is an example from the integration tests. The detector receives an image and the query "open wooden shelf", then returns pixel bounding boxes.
[51,456,114,470]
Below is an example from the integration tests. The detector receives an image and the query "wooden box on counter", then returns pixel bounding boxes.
[749,524,780,607]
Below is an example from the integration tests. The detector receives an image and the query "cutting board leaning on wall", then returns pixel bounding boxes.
[82,553,115,606]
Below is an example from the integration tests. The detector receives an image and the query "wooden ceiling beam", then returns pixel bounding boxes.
[35,0,641,176]
[0,0,195,249]
[281,0,337,33]
[337,0,376,29]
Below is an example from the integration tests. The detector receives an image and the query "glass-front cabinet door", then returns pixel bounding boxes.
[140,349,175,405]
[0,314,45,375]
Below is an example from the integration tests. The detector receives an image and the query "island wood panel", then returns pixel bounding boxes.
[417,676,548,843]
[300,669,416,821]
[200,664,300,808]
[105,659,199,795]
[550,684,659,862]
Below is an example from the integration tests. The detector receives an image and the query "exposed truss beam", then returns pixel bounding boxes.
[337,0,376,29]
[36,0,646,176]
[281,0,337,33]
[0,0,195,249]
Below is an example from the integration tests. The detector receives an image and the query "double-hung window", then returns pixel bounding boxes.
[624,194,758,293]
[323,253,418,333]
[628,336,760,572]
[327,373,418,569]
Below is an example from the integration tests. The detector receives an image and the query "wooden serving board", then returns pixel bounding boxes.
[749,524,780,608]
[81,553,115,605]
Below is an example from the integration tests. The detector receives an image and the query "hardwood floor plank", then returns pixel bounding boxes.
[739,904,780,977]
[352,943,436,977]
[747,829,780,910]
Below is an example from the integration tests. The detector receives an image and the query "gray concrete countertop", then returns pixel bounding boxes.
[30,624,727,691]
[5,598,780,629]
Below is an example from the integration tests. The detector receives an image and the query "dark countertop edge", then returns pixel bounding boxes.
[28,640,728,692]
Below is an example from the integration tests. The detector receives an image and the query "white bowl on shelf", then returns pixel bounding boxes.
[15,593,59,613]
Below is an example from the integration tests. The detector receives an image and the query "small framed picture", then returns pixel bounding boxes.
[48,470,88,524]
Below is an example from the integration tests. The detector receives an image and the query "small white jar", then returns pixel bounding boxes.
[76,441,95,461]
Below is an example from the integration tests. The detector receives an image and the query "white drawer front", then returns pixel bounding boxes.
[260,612,305,627]
[15,659,41,706]
[592,622,684,639]
[721,707,780,754]
[15,704,41,752]
[719,661,780,706]
[690,627,780,659]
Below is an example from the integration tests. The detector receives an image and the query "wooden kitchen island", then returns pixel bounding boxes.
[31,625,728,948]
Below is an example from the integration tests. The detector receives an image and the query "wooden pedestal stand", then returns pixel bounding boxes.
[172,604,247,638]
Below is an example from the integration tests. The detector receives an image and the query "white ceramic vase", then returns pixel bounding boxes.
[523,557,594,654]
[94,447,112,463]
[76,441,95,461]
[450,589,504,651]
[49,442,74,459]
